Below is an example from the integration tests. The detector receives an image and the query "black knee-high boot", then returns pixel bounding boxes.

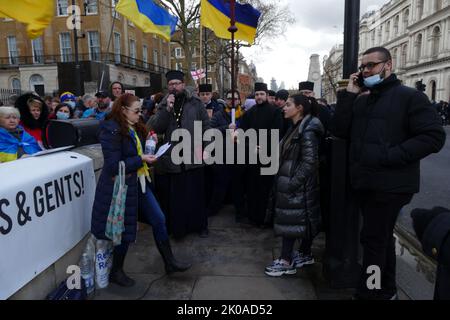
[156,239,191,274]
[110,251,135,287]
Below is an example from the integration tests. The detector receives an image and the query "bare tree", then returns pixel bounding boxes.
[162,0,294,89]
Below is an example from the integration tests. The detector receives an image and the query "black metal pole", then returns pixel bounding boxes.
[204,28,208,83]
[228,0,237,110]
[343,0,360,78]
[323,0,362,289]
[72,0,82,96]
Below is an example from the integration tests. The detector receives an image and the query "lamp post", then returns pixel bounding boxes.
[323,0,362,289]
[72,0,86,96]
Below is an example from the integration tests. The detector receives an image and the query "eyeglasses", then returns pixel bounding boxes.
[127,108,142,114]
[358,61,387,72]
[168,81,183,87]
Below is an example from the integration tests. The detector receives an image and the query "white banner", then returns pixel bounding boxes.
[0,152,96,300]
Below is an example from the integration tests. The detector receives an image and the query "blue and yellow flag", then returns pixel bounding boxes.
[115,0,178,42]
[200,0,261,45]
[0,0,54,39]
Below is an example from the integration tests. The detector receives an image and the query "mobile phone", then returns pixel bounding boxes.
[356,72,365,88]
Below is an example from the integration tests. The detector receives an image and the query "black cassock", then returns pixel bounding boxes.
[240,101,283,226]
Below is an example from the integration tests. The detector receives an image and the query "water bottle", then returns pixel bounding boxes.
[79,253,95,295]
[145,131,157,155]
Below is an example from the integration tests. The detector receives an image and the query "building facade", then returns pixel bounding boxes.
[323,0,450,103]
[0,0,171,99]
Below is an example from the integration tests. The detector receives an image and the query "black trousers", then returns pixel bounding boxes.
[154,168,207,239]
[246,164,274,226]
[355,191,413,299]
[207,164,247,218]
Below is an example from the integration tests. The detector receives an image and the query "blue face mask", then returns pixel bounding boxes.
[56,111,70,120]
[66,101,76,109]
[364,74,384,88]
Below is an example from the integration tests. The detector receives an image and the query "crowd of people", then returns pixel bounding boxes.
[0,46,447,300]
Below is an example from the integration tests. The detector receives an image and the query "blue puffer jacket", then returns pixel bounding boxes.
[90,120,145,243]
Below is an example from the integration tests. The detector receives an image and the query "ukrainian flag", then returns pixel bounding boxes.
[115,0,178,42]
[201,0,261,45]
[0,0,54,39]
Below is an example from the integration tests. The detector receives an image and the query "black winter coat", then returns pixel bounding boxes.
[330,74,446,193]
[90,120,145,243]
[147,89,211,174]
[273,115,324,239]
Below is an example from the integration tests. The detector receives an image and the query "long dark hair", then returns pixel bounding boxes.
[14,93,49,129]
[290,94,319,117]
[107,93,148,140]
[54,104,74,119]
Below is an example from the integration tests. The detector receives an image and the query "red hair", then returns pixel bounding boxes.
[107,93,148,140]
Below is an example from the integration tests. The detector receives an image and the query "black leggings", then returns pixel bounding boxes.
[281,237,313,262]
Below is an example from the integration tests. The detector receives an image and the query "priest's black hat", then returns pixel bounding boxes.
[199,84,213,93]
[166,70,185,82]
[255,82,268,92]
[299,81,314,91]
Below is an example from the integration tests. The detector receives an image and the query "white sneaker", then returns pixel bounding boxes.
[265,259,297,277]
[292,252,315,268]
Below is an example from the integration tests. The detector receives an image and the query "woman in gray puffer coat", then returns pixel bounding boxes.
[265,94,324,277]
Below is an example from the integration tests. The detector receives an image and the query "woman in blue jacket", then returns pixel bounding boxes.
[91,94,190,287]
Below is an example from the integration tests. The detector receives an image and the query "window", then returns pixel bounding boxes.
[57,0,69,16]
[208,64,213,72]
[11,78,21,91]
[378,26,382,44]
[434,0,443,12]
[415,34,423,61]
[191,62,197,71]
[111,0,120,19]
[401,44,408,67]
[417,0,424,20]
[29,74,44,95]
[386,21,390,41]
[175,48,182,58]
[60,33,72,62]
[207,78,212,85]
[129,39,136,66]
[85,0,98,15]
[113,32,121,63]
[132,76,137,86]
[404,9,410,29]
[176,62,183,71]
[32,37,44,64]
[7,36,18,65]
[163,53,167,69]
[87,31,100,61]
[393,48,398,70]
[394,16,399,35]
[431,26,441,57]
[143,45,148,68]
[153,50,159,66]
[145,77,150,85]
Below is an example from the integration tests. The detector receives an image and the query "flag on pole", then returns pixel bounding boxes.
[0,0,54,39]
[191,69,206,81]
[200,0,261,45]
[115,0,178,42]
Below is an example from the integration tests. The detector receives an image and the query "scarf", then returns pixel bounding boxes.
[225,105,243,120]
[129,128,150,193]
[0,126,41,163]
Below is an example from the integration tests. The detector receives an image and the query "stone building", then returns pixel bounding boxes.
[323,0,450,103]
[0,0,171,99]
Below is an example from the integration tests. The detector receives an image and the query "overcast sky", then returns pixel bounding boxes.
[241,0,389,90]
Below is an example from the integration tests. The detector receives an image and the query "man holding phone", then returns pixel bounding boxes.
[330,47,446,300]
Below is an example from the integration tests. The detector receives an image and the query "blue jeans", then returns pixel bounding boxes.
[138,183,169,244]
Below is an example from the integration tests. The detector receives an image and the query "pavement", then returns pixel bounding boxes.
[93,205,359,301]
[92,127,450,301]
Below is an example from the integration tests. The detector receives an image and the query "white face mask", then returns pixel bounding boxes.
[66,101,76,109]
[364,64,386,88]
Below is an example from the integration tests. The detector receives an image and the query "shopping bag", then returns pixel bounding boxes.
[105,161,127,246]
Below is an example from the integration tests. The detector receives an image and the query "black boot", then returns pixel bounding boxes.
[109,251,135,287]
[156,239,191,274]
